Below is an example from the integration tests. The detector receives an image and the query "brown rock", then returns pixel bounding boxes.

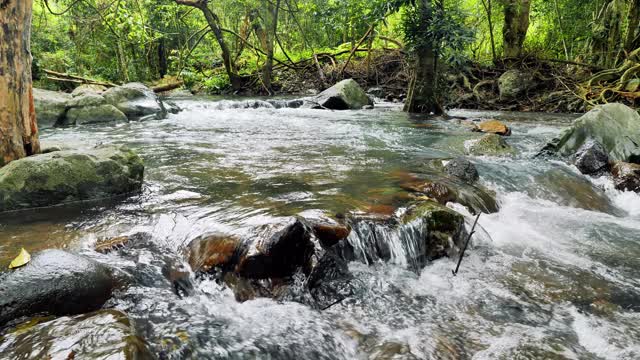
[187,234,243,273]
[612,162,640,192]
[401,180,456,205]
[478,119,511,136]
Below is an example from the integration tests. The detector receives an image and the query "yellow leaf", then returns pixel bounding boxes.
[9,248,31,269]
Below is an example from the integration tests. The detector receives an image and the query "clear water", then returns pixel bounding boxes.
[1,99,639,359]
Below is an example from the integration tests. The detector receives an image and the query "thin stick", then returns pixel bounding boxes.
[452,213,481,276]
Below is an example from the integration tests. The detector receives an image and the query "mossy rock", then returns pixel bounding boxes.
[542,103,640,163]
[103,82,167,120]
[466,134,515,156]
[0,146,144,212]
[64,104,128,125]
[33,88,71,129]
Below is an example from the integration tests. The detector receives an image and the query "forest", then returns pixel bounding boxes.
[28,0,640,110]
[1,1,640,359]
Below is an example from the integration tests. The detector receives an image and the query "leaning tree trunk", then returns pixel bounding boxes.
[502,0,531,58]
[175,0,242,90]
[0,0,41,167]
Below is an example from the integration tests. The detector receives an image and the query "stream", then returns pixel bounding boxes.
[1,98,639,359]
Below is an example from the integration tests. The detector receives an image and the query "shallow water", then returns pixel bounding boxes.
[1,99,639,359]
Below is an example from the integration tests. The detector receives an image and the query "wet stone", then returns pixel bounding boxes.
[0,250,114,327]
[574,139,610,175]
[612,162,640,192]
[0,310,153,359]
[186,233,244,274]
[444,157,480,184]
[477,119,512,136]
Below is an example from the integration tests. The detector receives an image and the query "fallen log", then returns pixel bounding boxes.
[43,69,117,87]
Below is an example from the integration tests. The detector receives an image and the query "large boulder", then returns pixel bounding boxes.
[33,88,71,128]
[612,162,640,192]
[58,93,128,126]
[498,69,536,99]
[0,145,144,212]
[186,233,244,274]
[0,310,152,359]
[308,79,373,110]
[0,250,114,326]
[541,103,640,163]
[103,82,167,120]
[71,84,108,97]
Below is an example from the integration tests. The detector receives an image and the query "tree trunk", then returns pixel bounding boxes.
[404,46,443,114]
[481,0,497,63]
[502,0,531,58]
[625,0,640,53]
[262,0,281,94]
[0,0,41,167]
[175,0,242,90]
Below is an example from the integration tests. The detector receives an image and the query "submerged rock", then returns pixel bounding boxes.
[0,145,144,212]
[444,157,479,183]
[574,139,610,175]
[466,134,515,156]
[103,82,167,120]
[477,120,512,136]
[32,88,71,128]
[498,69,535,99]
[612,162,640,192]
[0,310,152,359]
[0,250,114,326]
[308,79,373,110]
[541,103,640,163]
[306,250,354,310]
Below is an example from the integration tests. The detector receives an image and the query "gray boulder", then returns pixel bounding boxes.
[33,88,71,128]
[71,84,108,97]
[542,103,640,163]
[0,250,114,326]
[0,145,144,212]
[574,139,610,175]
[308,79,373,110]
[444,157,479,183]
[57,93,128,126]
[612,162,640,192]
[498,69,536,99]
[104,82,167,120]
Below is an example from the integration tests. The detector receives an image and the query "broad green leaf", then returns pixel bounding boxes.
[9,248,31,269]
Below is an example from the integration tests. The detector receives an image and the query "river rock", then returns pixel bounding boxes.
[186,233,244,274]
[444,157,479,183]
[366,87,385,98]
[0,145,144,212]
[401,201,467,261]
[0,310,152,359]
[298,211,352,248]
[33,88,71,128]
[401,181,456,204]
[612,162,640,192]
[104,82,167,120]
[498,69,536,99]
[236,218,315,279]
[59,93,128,125]
[308,79,373,110]
[541,103,640,163]
[574,139,610,175]
[0,250,114,326]
[477,120,511,136]
[71,84,108,97]
[306,250,354,310]
[465,134,515,156]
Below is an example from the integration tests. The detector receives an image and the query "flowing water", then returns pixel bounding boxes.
[1,98,639,359]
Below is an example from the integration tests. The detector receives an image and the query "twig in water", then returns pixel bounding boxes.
[452,213,481,276]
